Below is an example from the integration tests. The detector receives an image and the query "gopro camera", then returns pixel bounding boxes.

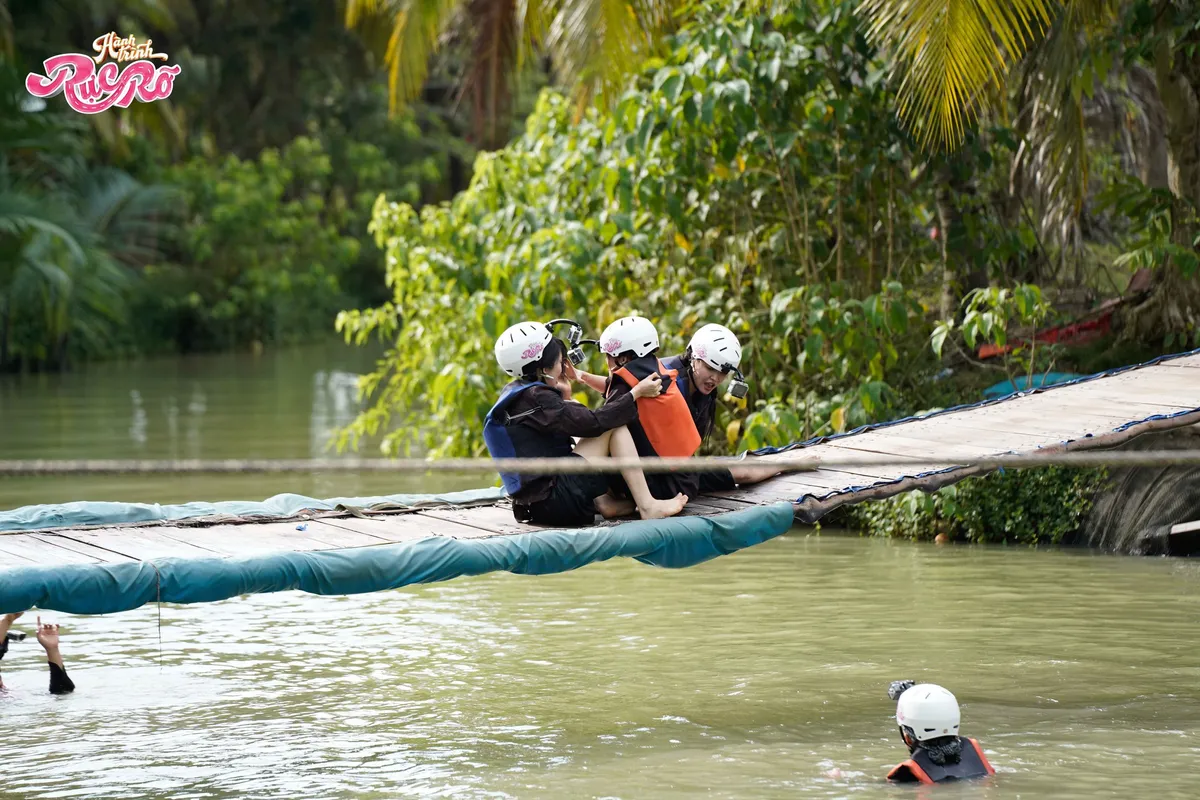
[727,368,749,399]
[4,632,26,642]
[546,319,587,366]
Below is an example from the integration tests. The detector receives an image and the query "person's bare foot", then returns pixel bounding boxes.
[595,493,636,519]
[638,493,688,520]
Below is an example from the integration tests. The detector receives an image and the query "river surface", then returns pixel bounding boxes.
[2,346,1200,799]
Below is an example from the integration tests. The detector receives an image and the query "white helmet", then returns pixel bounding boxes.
[494,321,553,377]
[688,323,743,372]
[600,315,659,358]
[896,684,961,742]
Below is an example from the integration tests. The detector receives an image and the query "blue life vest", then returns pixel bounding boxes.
[660,355,690,398]
[484,381,574,495]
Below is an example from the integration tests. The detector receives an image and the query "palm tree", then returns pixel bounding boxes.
[344,0,681,148]
[857,0,1200,338]
[0,60,180,370]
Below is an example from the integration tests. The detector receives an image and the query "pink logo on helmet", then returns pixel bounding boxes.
[521,343,545,360]
[695,346,708,360]
[602,338,622,354]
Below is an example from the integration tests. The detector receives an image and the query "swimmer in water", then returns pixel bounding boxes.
[0,612,76,695]
[886,680,994,784]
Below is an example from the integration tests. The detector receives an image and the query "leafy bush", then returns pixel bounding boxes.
[337,0,952,457]
[844,466,1109,545]
[135,128,446,353]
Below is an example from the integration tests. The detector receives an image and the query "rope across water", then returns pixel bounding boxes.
[3,450,1200,476]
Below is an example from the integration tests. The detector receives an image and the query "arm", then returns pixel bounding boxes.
[37,618,75,695]
[574,370,608,393]
[562,360,608,394]
[523,385,638,439]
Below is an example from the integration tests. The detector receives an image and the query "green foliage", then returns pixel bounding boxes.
[132,126,448,352]
[846,466,1110,545]
[0,63,179,370]
[932,283,1061,385]
[337,0,951,457]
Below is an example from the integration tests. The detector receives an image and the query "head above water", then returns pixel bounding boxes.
[599,315,659,369]
[895,683,961,751]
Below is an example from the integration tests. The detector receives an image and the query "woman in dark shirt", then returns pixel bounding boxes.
[485,321,688,527]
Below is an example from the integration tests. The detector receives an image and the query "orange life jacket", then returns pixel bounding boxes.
[887,738,994,784]
[612,356,701,458]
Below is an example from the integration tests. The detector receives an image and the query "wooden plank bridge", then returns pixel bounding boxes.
[1,350,1198,571]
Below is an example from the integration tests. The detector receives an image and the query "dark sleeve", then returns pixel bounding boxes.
[886,763,919,783]
[48,661,75,695]
[522,386,638,439]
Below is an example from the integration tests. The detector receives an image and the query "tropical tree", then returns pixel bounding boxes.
[857,0,1200,342]
[343,0,682,147]
[0,60,180,370]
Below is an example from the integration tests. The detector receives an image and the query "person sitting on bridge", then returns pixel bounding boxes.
[662,323,816,491]
[0,612,76,696]
[484,320,688,527]
[886,680,994,784]
[577,314,701,507]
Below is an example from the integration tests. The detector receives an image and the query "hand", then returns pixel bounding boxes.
[562,360,579,382]
[36,617,61,652]
[631,372,663,399]
[550,375,573,401]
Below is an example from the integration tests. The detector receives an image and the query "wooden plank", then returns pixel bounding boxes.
[309,515,438,544]
[1171,520,1200,535]
[149,521,347,558]
[1160,353,1200,368]
[690,495,756,510]
[0,535,103,565]
[29,534,126,563]
[0,548,35,569]
[58,527,221,561]
[419,504,543,535]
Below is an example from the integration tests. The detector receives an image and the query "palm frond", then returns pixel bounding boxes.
[0,0,14,58]
[0,192,89,266]
[1011,15,1087,253]
[858,0,1058,148]
[73,167,183,267]
[1009,1,1127,251]
[548,0,676,107]
[346,0,464,113]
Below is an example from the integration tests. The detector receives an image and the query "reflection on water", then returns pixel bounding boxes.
[2,536,1200,799]
[0,342,482,509]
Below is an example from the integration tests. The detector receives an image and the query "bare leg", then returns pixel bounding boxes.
[573,428,615,459]
[574,427,687,519]
[606,426,687,519]
[728,453,820,486]
[594,492,636,519]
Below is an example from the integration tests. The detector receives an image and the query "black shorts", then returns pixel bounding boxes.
[698,468,737,493]
[608,470,701,502]
[517,471,610,528]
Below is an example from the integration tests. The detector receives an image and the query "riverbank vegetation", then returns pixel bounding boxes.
[4,0,1198,544]
[0,0,477,370]
[336,0,1200,461]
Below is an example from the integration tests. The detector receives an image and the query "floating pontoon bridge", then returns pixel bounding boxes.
[1,349,1197,615]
